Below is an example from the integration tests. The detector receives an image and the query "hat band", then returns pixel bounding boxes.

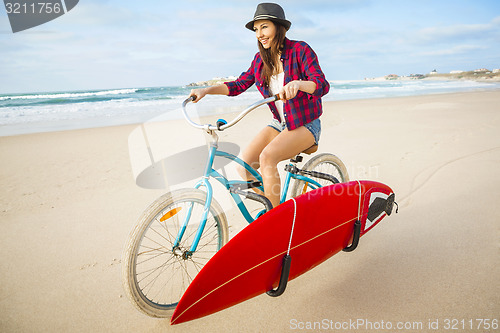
[253,14,280,21]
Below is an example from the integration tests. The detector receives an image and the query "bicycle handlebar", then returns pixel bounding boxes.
[182,94,279,131]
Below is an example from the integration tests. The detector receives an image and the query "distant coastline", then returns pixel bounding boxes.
[365,68,500,82]
[188,68,500,87]
[186,76,238,87]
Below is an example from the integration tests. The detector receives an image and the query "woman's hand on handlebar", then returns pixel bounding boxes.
[279,81,300,101]
[189,88,207,103]
[279,80,317,101]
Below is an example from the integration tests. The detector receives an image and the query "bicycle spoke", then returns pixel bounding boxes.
[136,251,177,285]
[136,251,171,268]
[154,217,177,246]
[179,260,194,295]
[145,259,181,304]
[191,256,210,267]
[137,255,176,285]
[145,224,176,248]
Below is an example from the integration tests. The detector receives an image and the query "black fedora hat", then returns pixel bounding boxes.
[245,3,291,31]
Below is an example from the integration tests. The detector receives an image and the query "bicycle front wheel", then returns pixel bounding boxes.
[122,188,229,318]
[291,153,349,198]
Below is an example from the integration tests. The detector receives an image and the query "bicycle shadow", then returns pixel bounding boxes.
[128,105,241,190]
[134,142,240,189]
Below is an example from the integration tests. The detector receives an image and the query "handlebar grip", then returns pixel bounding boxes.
[183,95,195,107]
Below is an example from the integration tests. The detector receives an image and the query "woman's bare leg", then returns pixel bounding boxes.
[259,126,315,208]
[238,126,280,185]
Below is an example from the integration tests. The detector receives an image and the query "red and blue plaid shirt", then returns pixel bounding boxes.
[225,38,330,130]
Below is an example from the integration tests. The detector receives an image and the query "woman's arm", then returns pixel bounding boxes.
[300,42,330,98]
[190,84,229,103]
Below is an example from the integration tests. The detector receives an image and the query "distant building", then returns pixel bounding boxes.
[493,69,500,73]
[187,76,238,87]
[429,69,438,75]
[409,74,425,79]
[474,68,489,73]
[450,70,464,74]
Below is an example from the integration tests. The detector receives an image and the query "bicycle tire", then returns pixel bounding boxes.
[290,153,349,198]
[122,188,229,318]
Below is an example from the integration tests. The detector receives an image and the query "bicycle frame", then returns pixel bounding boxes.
[174,96,324,254]
[174,138,323,254]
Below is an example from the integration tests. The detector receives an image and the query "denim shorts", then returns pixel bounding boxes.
[268,118,321,145]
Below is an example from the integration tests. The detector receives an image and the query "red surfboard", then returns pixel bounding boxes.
[170,180,396,325]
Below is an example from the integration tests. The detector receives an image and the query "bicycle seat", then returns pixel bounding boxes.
[302,144,318,155]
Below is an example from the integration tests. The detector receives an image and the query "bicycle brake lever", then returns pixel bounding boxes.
[216,119,228,131]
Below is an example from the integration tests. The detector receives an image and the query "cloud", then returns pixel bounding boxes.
[284,0,371,12]
[415,15,500,44]
[419,44,488,57]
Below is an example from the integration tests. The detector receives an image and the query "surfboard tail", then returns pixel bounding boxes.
[359,181,396,234]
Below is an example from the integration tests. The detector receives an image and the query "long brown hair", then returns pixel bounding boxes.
[258,22,287,87]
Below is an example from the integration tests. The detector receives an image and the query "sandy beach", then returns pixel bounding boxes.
[1,90,499,332]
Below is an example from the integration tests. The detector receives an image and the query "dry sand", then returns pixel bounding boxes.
[1,90,499,332]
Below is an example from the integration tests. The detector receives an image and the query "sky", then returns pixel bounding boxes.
[1,0,499,93]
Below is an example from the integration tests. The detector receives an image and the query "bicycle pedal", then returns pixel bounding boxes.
[230,181,262,191]
[229,187,272,212]
[247,181,262,189]
[290,155,303,163]
[284,164,299,174]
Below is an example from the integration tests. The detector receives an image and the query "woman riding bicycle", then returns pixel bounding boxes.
[189,2,330,208]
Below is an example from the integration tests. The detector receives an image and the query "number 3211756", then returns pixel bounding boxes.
[443,319,498,330]
[5,2,62,14]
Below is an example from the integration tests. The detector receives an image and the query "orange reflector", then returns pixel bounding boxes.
[160,207,182,222]
[301,183,309,195]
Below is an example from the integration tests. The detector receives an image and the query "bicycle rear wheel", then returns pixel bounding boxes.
[122,188,228,318]
[291,153,349,198]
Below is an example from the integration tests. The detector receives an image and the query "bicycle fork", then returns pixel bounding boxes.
[172,197,212,256]
[172,143,217,258]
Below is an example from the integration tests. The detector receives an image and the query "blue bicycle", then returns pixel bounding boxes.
[122,95,349,318]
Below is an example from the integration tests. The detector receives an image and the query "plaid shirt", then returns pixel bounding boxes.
[225,38,330,130]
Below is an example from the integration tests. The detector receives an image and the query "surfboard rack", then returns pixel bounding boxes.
[266,254,292,297]
[342,220,361,252]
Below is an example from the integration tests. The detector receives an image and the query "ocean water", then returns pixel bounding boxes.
[1,80,499,136]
